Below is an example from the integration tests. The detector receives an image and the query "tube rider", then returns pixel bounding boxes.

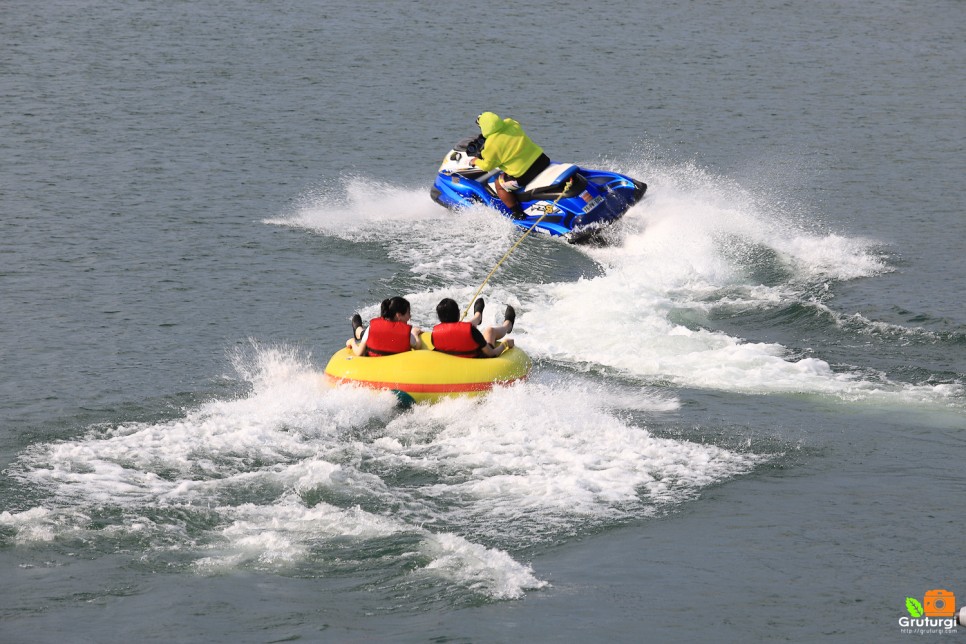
[346,296,423,357]
[431,297,515,358]
[469,112,551,220]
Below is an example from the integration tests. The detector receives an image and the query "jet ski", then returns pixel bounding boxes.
[430,135,647,243]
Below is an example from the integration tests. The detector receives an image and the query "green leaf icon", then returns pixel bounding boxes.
[906,597,924,617]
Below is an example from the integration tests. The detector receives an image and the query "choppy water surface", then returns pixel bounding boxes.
[2,1,964,642]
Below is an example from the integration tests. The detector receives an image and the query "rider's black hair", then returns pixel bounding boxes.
[383,296,411,321]
[435,298,460,324]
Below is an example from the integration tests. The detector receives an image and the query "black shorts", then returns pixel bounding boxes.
[507,153,551,186]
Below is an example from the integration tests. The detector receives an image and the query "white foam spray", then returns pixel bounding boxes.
[6,343,757,599]
[269,169,961,405]
[265,177,520,283]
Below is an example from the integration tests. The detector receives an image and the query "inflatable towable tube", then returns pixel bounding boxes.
[323,332,531,404]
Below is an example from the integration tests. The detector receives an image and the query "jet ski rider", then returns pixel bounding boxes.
[469,112,551,220]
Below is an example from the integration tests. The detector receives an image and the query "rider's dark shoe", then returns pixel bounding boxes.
[351,313,364,341]
[504,305,516,333]
[474,298,485,315]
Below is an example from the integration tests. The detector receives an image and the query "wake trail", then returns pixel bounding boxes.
[267,162,962,405]
[3,344,755,600]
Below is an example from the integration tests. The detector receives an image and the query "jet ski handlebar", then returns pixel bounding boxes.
[477,168,501,183]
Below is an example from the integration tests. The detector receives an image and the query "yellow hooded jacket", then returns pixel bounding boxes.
[474,112,544,178]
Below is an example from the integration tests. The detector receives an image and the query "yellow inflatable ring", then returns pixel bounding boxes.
[323,332,531,403]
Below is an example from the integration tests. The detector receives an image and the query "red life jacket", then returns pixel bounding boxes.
[432,322,484,358]
[366,318,413,356]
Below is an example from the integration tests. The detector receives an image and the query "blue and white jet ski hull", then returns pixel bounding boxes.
[430,137,646,243]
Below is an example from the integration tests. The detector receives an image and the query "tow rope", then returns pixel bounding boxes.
[460,178,573,321]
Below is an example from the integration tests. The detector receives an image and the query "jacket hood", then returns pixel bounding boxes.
[477,112,506,137]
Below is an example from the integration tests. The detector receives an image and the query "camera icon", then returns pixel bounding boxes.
[924,589,956,617]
